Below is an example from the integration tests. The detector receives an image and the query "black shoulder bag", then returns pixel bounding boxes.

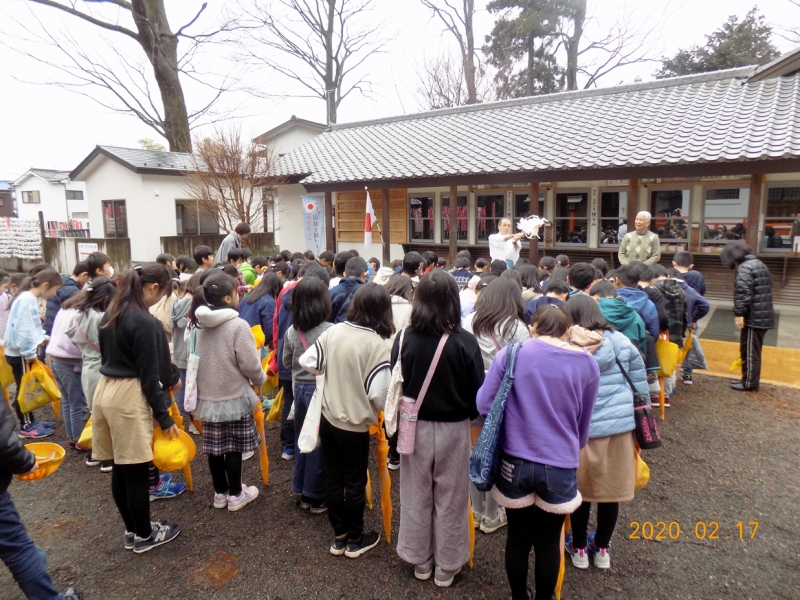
[614,357,662,449]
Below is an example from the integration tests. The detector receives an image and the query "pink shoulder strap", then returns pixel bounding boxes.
[409,332,450,418]
[298,329,309,351]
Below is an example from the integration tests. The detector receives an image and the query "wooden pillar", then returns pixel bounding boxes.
[449,185,458,264]
[324,191,334,251]
[627,178,639,232]
[746,174,762,252]
[381,188,391,265]
[528,182,540,265]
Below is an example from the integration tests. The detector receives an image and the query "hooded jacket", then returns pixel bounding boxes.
[651,278,686,344]
[238,293,276,348]
[734,255,774,329]
[373,266,395,286]
[328,277,364,324]
[67,309,104,406]
[616,287,659,339]
[597,297,647,354]
[679,280,710,325]
[193,305,266,422]
[240,262,257,286]
[3,291,46,360]
[43,274,80,336]
[570,326,649,438]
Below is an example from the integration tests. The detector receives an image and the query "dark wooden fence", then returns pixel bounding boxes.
[161,232,277,260]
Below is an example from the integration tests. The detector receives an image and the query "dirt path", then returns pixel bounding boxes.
[3,374,798,599]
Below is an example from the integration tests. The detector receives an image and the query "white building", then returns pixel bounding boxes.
[11,168,88,233]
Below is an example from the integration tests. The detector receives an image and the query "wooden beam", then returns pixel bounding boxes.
[746,174,763,251]
[449,185,458,264]
[324,191,334,251]
[301,157,800,193]
[627,178,639,233]
[528,182,539,265]
[381,188,391,265]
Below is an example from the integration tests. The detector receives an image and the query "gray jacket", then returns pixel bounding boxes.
[282,322,333,385]
[170,296,192,369]
[216,232,241,266]
[66,309,104,408]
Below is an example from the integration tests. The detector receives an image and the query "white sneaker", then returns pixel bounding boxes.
[472,511,482,529]
[213,493,229,509]
[593,546,611,569]
[187,422,200,435]
[434,566,462,588]
[566,534,589,569]
[242,450,255,461]
[227,484,259,512]
[479,507,507,534]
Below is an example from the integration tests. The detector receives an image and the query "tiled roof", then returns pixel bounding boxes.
[275,66,800,186]
[29,168,71,182]
[70,145,195,179]
[0,181,11,192]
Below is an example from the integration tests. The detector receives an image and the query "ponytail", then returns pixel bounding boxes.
[10,268,63,307]
[189,270,235,328]
[103,263,171,329]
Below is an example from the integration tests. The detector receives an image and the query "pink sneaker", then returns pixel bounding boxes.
[227,484,259,512]
[213,493,229,509]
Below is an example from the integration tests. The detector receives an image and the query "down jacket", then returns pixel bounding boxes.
[572,328,649,439]
[0,391,36,493]
[734,255,774,329]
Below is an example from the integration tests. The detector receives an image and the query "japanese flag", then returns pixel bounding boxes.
[365,190,377,250]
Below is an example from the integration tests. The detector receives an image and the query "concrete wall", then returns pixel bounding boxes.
[161,233,276,262]
[14,175,87,224]
[274,183,307,251]
[42,236,131,275]
[269,125,324,156]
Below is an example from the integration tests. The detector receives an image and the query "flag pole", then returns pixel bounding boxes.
[365,186,385,247]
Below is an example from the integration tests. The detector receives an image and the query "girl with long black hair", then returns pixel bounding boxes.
[92,263,181,553]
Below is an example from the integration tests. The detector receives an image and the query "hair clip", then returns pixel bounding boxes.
[86,286,93,292]
[133,265,143,272]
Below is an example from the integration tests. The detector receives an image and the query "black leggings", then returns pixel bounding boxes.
[505,505,565,600]
[6,355,33,428]
[570,502,619,549]
[111,462,152,539]
[208,453,243,497]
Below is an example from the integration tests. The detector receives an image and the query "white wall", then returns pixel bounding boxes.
[138,174,190,261]
[274,183,307,251]
[269,125,324,156]
[14,175,87,224]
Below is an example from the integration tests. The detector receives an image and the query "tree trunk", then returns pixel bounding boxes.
[325,0,337,124]
[463,0,477,104]
[131,0,191,152]
[526,33,536,97]
[565,0,586,92]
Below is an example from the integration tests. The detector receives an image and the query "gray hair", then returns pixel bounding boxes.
[636,211,652,222]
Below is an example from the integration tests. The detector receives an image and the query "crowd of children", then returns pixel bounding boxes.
[1,227,734,600]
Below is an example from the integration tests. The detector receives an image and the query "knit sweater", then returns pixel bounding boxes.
[299,322,391,433]
[193,306,267,422]
[618,230,661,265]
[98,310,178,429]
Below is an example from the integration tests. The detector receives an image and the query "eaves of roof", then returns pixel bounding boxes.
[70,146,191,180]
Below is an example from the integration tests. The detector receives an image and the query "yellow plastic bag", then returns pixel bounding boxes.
[261,351,279,395]
[77,417,92,449]
[677,329,693,364]
[634,450,650,490]
[251,325,265,350]
[0,352,14,389]
[265,387,284,423]
[19,360,61,414]
[656,335,679,378]
[731,354,742,371]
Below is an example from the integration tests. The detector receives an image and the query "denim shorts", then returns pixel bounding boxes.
[491,452,582,514]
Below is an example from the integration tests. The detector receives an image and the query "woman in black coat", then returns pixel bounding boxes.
[721,241,774,392]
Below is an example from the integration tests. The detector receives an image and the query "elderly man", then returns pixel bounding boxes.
[618,211,661,266]
[489,218,525,269]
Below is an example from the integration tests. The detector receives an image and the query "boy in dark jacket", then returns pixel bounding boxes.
[328,257,368,323]
[0,398,82,599]
[43,262,90,335]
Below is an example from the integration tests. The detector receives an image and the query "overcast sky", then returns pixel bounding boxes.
[0,0,798,180]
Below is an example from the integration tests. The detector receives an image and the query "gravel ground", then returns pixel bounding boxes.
[2,373,799,600]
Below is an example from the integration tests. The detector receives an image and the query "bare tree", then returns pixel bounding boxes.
[182,126,286,234]
[416,50,490,110]
[420,0,481,104]
[238,0,388,125]
[5,0,239,152]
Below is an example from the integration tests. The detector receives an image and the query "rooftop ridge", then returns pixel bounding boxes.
[329,66,755,131]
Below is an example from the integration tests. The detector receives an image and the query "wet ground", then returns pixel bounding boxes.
[3,373,799,599]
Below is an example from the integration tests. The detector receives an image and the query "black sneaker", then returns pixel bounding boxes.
[344,531,380,558]
[388,456,400,471]
[85,456,101,467]
[100,460,113,473]
[330,537,347,556]
[124,531,135,550]
[133,520,181,554]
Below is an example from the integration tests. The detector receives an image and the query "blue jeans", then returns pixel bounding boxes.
[176,368,189,417]
[291,383,325,500]
[0,490,63,599]
[50,360,88,442]
[279,378,295,450]
[494,452,579,512]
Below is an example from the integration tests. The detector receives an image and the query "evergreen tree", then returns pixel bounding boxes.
[484,0,565,99]
[656,8,780,79]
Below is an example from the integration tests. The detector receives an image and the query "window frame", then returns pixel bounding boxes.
[65,190,84,200]
[764,183,800,253]
[700,185,749,247]
[21,190,40,204]
[102,199,128,238]
[175,199,218,236]
[441,192,469,242]
[553,188,590,246]
[598,188,627,247]
[648,186,692,243]
[475,192,507,243]
[408,192,436,242]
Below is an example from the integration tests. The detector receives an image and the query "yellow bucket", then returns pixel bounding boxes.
[16,442,66,481]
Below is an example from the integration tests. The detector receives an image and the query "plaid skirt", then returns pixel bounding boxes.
[201,413,261,455]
